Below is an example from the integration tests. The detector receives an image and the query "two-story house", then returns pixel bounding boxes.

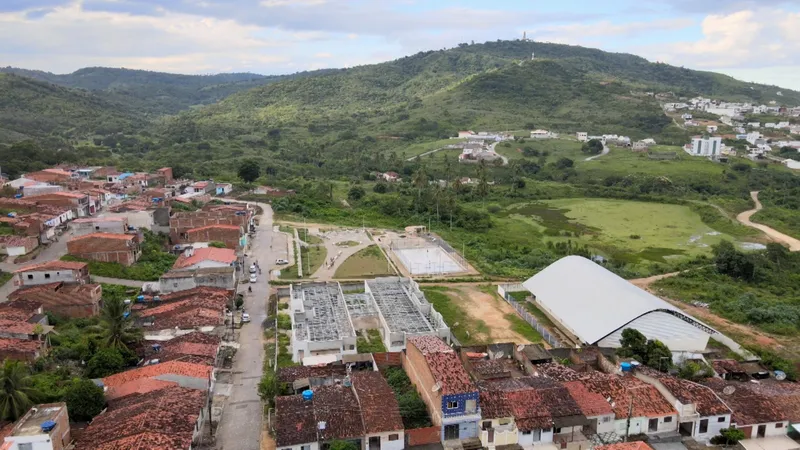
[14,260,90,287]
[405,336,481,442]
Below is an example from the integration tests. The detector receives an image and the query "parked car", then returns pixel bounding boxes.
[249,274,257,283]
[249,264,257,273]
[241,313,251,323]
[275,258,289,265]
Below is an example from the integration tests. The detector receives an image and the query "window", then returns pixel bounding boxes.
[18,445,33,450]
[543,428,551,433]
[27,275,33,280]
[349,345,355,350]
[95,226,100,230]
[602,416,611,423]
[388,434,399,441]
[446,401,459,409]
[44,273,51,279]
[776,423,784,429]
[555,428,562,434]
[465,399,476,413]
[699,419,708,434]
[301,446,311,450]
[718,417,726,423]
[522,431,531,436]
[482,421,492,430]
[499,419,511,426]
[664,417,672,423]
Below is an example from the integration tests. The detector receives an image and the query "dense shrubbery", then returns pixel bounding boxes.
[384,367,433,429]
[62,230,176,281]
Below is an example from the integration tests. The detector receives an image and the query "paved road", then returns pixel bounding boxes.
[736,191,800,251]
[584,144,610,161]
[216,201,272,450]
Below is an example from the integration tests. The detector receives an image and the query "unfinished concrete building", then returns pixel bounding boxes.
[365,277,450,352]
[290,282,357,365]
[290,278,450,365]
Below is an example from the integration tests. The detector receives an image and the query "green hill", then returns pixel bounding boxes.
[165,40,799,143]
[0,66,334,116]
[0,73,143,142]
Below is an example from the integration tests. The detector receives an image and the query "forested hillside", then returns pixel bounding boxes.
[0,73,142,143]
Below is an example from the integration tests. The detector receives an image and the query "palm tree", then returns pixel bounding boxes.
[0,360,37,421]
[98,297,142,351]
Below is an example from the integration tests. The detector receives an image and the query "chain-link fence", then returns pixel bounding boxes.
[498,285,562,348]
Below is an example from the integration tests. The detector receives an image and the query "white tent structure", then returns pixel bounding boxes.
[522,256,715,352]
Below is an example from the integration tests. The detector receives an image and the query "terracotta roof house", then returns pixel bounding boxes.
[146,331,222,366]
[13,260,89,287]
[275,373,404,450]
[101,360,213,404]
[635,368,731,442]
[701,378,789,439]
[75,385,207,450]
[405,335,480,442]
[746,381,800,425]
[478,383,553,448]
[172,247,236,271]
[24,169,72,184]
[0,236,38,257]
[597,442,654,450]
[67,233,141,266]
[136,289,229,335]
[9,281,103,318]
[563,381,616,434]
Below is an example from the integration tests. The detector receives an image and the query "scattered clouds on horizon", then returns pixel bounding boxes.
[0,0,799,90]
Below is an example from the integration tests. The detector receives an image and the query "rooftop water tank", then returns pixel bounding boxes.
[302,390,313,401]
[621,362,632,372]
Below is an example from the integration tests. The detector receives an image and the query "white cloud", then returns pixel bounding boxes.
[261,0,327,7]
[531,17,693,43]
[642,9,800,69]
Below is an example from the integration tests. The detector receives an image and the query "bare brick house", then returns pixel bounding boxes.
[169,206,252,246]
[185,224,243,249]
[67,233,141,266]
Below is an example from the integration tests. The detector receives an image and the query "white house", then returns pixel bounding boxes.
[458,131,475,138]
[706,125,719,134]
[530,129,555,139]
[746,132,764,145]
[576,132,588,142]
[689,136,723,157]
[765,123,777,129]
[171,247,237,271]
[748,122,761,129]
[635,369,732,443]
[681,113,693,120]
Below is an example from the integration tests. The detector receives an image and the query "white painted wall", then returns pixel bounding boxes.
[517,428,554,447]
[479,418,518,448]
[276,442,319,450]
[4,434,57,450]
[6,246,29,256]
[615,414,677,437]
[20,270,80,286]
[741,422,790,438]
[691,414,731,442]
[366,430,404,450]
[592,414,616,434]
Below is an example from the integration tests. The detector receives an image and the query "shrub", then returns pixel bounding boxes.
[64,378,105,421]
[276,313,292,330]
[86,348,125,378]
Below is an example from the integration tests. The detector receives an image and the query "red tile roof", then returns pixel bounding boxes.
[351,371,403,433]
[101,361,212,388]
[563,381,614,417]
[0,338,44,354]
[105,378,176,402]
[702,378,788,425]
[15,260,87,273]
[172,247,236,269]
[578,372,677,419]
[75,386,205,450]
[277,365,347,384]
[407,335,475,395]
[137,297,226,331]
[70,232,135,241]
[275,395,317,447]
[187,224,241,232]
[638,368,730,417]
[711,359,747,375]
[9,282,102,308]
[313,384,364,441]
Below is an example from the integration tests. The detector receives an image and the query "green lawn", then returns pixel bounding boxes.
[334,245,393,278]
[421,286,489,345]
[401,138,465,159]
[503,198,743,263]
[279,243,328,279]
[504,313,543,343]
[575,146,727,181]
[0,271,12,288]
[495,138,584,161]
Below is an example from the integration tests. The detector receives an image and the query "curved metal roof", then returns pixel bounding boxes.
[522,256,714,345]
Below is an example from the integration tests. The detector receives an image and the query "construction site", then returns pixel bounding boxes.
[288,277,450,365]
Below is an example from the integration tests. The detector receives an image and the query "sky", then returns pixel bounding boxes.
[2,0,800,89]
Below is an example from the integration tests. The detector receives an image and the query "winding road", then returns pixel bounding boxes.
[584,144,610,161]
[736,191,800,251]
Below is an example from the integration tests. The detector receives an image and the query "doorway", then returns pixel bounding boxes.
[757,425,767,438]
[444,424,460,440]
[368,436,380,450]
[648,419,658,432]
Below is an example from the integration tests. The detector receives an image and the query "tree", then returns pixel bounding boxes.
[554,157,574,169]
[238,159,261,183]
[64,378,105,421]
[329,441,359,450]
[645,339,673,371]
[711,428,746,446]
[619,328,647,358]
[714,240,756,281]
[347,186,366,201]
[373,183,388,194]
[98,297,142,351]
[0,360,37,421]
[581,139,604,155]
[87,348,125,378]
[258,371,277,405]
[209,241,227,248]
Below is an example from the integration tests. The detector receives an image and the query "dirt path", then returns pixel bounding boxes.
[628,271,682,290]
[736,191,800,251]
[446,284,536,344]
[583,144,610,161]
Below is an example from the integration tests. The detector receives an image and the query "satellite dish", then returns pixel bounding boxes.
[723,386,736,395]
[432,382,442,392]
[775,371,787,381]
[517,344,525,352]
[494,351,505,360]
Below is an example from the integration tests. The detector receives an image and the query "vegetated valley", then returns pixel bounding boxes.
[3,39,800,364]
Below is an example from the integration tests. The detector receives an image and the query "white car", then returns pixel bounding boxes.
[249,264,257,274]
[249,274,257,283]
[275,258,289,265]
[241,313,251,323]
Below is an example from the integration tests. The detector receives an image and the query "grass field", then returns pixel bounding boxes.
[575,146,728,181]
[401,138,465,159]
[334,245,394,278]
[503,198,743,263]
[495,138,584,161]
[421,286,489,345]
[279,244,328,279]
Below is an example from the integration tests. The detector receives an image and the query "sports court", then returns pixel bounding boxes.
[393,246,464,275]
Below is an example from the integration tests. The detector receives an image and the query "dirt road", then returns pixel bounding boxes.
[736,191,800,251]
